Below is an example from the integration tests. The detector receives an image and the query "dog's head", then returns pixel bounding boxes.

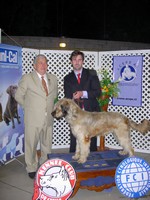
[6,85,18,98]
[51,98,71,119]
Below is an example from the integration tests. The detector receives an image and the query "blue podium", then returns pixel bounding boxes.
[48,150,127,197]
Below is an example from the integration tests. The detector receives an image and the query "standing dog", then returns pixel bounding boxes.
[3,85,21,129]
[51,98,150,163]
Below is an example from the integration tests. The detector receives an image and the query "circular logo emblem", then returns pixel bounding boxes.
[120,65,136,82]
[115,157,150,198]
[33,158,76,200]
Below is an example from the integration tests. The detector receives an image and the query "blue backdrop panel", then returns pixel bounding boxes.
[0,44,24,165]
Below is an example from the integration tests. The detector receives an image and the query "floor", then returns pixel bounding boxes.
[0,148,150,200]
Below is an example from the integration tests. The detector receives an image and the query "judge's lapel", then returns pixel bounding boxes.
[80,68,88,86]
[71,71,78,84]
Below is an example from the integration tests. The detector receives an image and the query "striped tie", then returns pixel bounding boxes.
[41,76,48,96]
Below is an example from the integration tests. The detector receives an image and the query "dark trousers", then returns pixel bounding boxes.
[69,133,97,153]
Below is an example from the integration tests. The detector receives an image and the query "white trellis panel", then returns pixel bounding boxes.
[22,49,98,148]
[99,50,150,153]
[22,48,149,153]
[22,48,39,75]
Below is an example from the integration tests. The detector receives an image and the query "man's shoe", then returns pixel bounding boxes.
[28,172,36,179]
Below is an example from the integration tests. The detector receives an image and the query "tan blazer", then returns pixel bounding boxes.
[15,71,58,128]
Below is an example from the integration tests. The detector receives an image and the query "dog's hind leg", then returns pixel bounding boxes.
[115,129,134,156]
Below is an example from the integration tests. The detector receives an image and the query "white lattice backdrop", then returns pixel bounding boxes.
[22,48,98,148]
[99,50,150,153]
[22,48,149,153]
[22,48,39,74]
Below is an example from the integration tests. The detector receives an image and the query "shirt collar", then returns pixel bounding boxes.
[74,68,83,76]
[36,71,46,80]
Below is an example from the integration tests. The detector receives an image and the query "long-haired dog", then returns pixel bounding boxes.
[51,98,150,163]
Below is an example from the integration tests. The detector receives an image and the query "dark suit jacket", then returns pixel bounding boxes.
[64,68,101,112]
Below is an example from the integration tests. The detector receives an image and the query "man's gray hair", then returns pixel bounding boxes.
[33,54,48,64]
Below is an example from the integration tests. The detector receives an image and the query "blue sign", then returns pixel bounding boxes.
[0,48,18,64]
[113,56,143,107]
[0,44,24,165]
[115,157,150,198]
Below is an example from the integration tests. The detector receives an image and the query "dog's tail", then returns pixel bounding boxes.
[129,119,150,134]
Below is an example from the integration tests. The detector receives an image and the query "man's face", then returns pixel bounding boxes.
[71,55,84,71]
[34,57,48,75]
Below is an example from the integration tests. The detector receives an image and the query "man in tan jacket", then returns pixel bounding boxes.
[15,54,58,178]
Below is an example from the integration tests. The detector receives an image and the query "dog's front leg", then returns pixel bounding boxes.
[77,135,90,164]
[16,107,21,125]
[8,106,15,129]
[72,139,80,160]
[11,117,15,129]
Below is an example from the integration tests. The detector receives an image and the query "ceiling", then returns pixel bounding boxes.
[1,0,150,43]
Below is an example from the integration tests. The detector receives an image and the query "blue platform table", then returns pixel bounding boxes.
[48,149,127,197]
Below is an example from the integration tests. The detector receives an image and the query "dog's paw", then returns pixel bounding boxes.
[118,150,128,155]
[72,154,79,160]
[77,158,87,164]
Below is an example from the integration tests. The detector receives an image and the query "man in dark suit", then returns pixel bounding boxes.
[64,50,101,152]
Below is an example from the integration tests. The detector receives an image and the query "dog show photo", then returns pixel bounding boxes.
[0,46,150,200]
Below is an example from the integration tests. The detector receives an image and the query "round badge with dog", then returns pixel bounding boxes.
[32,158,76,200]
[115,156,150,199]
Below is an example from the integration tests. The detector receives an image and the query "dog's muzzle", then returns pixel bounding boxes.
[51,111,61,119]
[51,110,56,118]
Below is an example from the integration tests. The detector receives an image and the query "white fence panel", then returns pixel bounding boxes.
[99,50,150,153]
[22,48,149,153]
[22,49,99,148]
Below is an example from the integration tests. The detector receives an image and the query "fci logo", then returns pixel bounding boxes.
[115,157,150,198]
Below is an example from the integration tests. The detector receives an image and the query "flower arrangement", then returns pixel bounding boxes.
[97,69,120,109]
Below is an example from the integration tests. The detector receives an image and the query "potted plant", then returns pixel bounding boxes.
[97,69,120,111]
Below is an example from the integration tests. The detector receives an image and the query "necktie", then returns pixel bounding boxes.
[77,73,81,84]
[41,76,48,96]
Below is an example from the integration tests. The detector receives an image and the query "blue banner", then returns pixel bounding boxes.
[0,44,24,165]
[112,56,143,107]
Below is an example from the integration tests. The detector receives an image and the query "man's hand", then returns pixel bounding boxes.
[73,91,83,99]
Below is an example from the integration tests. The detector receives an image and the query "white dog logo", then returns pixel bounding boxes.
[40,166,72,197]
[34,159,76,200]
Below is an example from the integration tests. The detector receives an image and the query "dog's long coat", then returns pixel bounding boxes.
[52,98,150,163]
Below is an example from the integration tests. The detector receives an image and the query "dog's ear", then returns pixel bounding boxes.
[6,86,11,94]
